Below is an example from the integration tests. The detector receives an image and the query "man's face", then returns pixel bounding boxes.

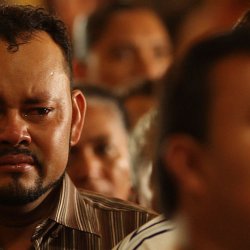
[0,32,84,205]
[86,9,172,92]
[67,99,131,200]
[199,54,250,238]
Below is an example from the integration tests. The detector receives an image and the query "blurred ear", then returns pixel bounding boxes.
[70,89,86,146]
[162,135,206,197]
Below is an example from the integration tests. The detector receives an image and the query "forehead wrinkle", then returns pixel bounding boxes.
[0,32,70,83]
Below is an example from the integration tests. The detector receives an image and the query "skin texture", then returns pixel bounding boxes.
[85,8,172,93]
[164,54,250,250]
[67,98,131,200]
[198,54,250,249]
[0,32,85,249]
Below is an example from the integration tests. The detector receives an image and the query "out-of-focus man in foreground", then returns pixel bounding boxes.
[114,27,250,250]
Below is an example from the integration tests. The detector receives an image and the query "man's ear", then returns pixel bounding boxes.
[70,89,86,146]
[162,135,206,197]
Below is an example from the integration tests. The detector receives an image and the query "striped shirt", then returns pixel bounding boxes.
[113,215,176,250]
[30,175,156,250]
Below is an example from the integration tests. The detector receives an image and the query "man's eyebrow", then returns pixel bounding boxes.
[0,93,62,106]
[23,95,58,104]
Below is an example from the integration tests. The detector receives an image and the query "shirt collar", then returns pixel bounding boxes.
[49,174,101,236]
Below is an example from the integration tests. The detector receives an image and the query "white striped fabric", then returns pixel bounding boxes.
[113,215,175,250]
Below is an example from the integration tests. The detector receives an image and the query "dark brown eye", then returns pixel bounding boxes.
[24,107,53,116]
[95,143,108,155]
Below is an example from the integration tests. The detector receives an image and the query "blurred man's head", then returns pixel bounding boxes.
[68,85,131,200]
[0,5,85,206]
[45,0,112,34]
[157,29,250,249]
[78,2,172,94]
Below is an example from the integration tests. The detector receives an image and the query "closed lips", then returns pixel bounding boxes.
[0,154,34,165]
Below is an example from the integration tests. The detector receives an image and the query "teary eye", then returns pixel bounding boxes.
[24,107,54,117]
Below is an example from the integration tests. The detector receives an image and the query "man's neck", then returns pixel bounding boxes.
[0,185,59,226]
[0,221,41,250]
[173,212,250,250]
[178,223,250,250]
[0,185,60,249]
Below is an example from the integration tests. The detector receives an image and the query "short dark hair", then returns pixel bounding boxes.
[75,84,130,131]
[86,2,159,49]
[156,28,250,218]
[0,4,72,83]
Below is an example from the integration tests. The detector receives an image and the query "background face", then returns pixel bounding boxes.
[86,8,172,92]
[200,54,250,244]
[0,32,73,205]
[68,99,131,200]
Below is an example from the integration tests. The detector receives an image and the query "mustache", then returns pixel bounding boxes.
[0,147,42,170]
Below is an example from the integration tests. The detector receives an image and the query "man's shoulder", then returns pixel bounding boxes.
[77,188,156,216]
[49,177,157,250]
[113,215,175,250]
[130,214,173,234]
[76,188,157,249]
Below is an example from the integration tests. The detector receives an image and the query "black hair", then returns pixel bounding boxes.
[74,84,130,131]
[86,1,160,49]
[0,4,72,83]
[156,28,250,218]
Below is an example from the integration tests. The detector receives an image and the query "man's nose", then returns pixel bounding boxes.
[135,50,170,82]
[0,111,32,147]
[135,55,160,81]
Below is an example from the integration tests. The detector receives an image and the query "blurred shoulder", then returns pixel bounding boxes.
[113,215,175,250]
